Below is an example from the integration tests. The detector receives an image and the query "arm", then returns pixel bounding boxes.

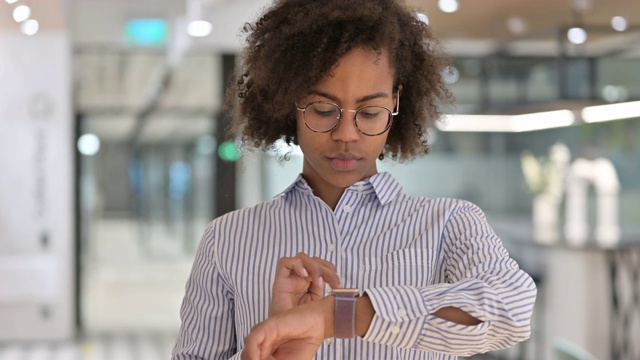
[362,201,537,356]
[242,201,536,358]
[172,224,241,360]
[241,282,482,360]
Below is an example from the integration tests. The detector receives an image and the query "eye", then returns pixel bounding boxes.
[358,107,385,120]
[309,103,340,118]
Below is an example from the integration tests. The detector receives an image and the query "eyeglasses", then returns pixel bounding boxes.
[295,90,400,136]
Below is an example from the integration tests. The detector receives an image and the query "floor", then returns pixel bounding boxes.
[0,332,177,360]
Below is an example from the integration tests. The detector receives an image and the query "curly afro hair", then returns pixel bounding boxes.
[228,0,451,161]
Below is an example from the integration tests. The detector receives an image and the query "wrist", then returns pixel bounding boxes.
[321,295,335,339]
[355,295,374,337]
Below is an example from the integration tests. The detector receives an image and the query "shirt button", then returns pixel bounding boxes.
[343,205,352,213]
[328,244,336,252]
[357,185,364,192]
[397,309,407,318]
[324,338,333,346]
[390,326,400,334]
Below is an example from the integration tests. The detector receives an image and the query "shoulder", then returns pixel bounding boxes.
[209,196,288,232]
[398,195,487,223]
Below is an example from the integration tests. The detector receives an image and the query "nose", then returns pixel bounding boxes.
[330,110,360,142]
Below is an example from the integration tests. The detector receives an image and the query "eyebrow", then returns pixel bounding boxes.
[307,90,389,104]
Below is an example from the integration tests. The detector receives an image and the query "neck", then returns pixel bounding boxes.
[302,175,344,211]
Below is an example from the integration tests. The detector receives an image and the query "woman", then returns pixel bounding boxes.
[173,0,536,359]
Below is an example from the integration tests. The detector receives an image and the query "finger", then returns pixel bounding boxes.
[312,258,341,289]
[296,253,341,289]
[242,333,261,360]
[306,276,325,299]
[309,257,341,289]
[295,253,326,284]
[278,257,309,278]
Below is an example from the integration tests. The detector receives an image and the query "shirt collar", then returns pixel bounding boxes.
[278,172,403,206]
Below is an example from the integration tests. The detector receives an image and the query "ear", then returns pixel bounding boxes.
[393,85,403,113]
[395,83,403,97]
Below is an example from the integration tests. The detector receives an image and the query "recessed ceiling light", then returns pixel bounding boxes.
[506,17,527,35]
[187,20,212,37]
[441,66,460,84]
[77,134,101,156]
[415,12,429,25]
[12,5,30,22]
[567,27,587,44]
[611,16,628,32]
[21,19,39,35]
[438,0,459,13]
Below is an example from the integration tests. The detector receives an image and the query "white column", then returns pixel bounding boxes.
[0,12,74,340]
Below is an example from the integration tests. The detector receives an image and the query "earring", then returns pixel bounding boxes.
[378,153,385,161]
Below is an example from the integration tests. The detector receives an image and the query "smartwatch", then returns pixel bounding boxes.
[330,288,359,338]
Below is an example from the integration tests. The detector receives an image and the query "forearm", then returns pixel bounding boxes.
[362,271,536,355]
[355,296,479,338]
[432,306,482,326]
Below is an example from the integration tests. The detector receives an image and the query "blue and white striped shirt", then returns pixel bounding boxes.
[173,172,536,359]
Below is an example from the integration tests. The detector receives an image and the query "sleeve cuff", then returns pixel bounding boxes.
[362,286,430,348]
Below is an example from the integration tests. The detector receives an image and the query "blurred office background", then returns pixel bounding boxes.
[1,0,639,359]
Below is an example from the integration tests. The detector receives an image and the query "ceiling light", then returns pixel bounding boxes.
[506,17,527,35]
[569,0,594,13]
[12,5,30,22]
[510,110,575,132]
[436,110,575,132]
[611,16,628,32]
[441,66,460,84]
[567,27,587,44]
[582,101,640,123]
[601,85,628,103]
[20,19,38,35]
[415,12,429,25]
[438,0,459,13]
[77,134,101,156]
[187,20,212,37]
[5,0,19,4]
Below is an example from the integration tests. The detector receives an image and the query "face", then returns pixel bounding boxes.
[296,47,397,202]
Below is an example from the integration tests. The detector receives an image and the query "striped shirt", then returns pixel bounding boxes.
[172,172,536,360]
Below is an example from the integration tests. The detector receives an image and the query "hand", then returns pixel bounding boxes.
[242,296,334,360]
[270,253,341,316]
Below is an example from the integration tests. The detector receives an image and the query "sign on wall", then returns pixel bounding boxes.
[0,32,74,340]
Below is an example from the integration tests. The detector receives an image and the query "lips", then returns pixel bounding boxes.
[329,154,360,171]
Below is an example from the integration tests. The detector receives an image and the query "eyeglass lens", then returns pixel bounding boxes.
[304,103,390,135]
